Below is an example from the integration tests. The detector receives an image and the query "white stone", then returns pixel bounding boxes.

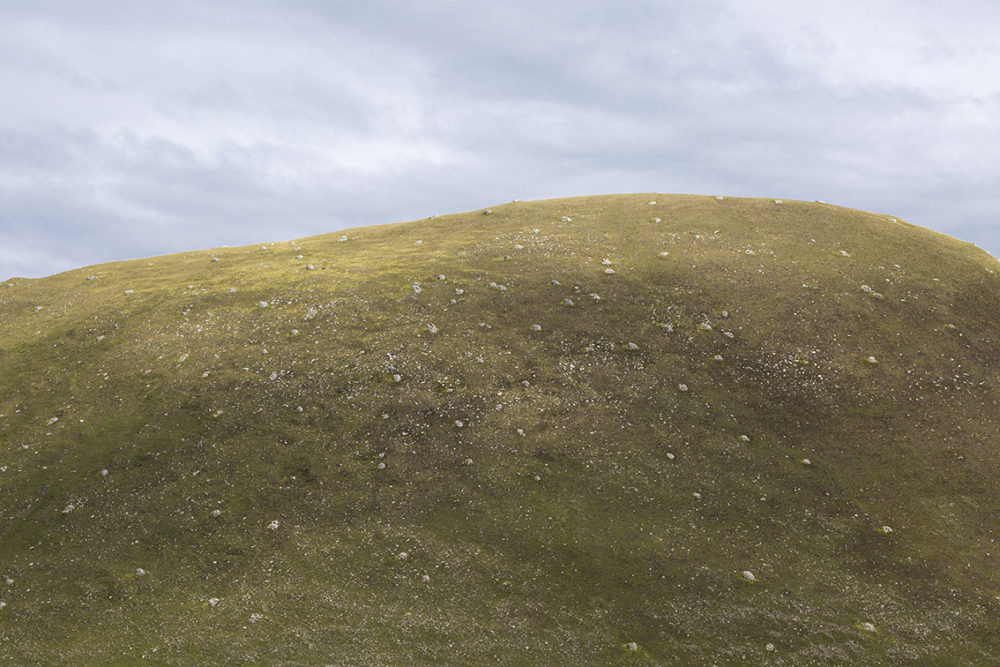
[742,570,756,582]
[531,324,542,331]
[627,641,638,651]
[421,574,430,582]
[740,435,750,442]
[211,509,222,517]
[392,374,402,383]
[801,458,812,465]
[397,552,409,560]
[626,342,639,350]
[426,323,438,334]
[713,354,724,361]
[602,258,612,265]
[678,384,688,392]
[208,597,219,607]
[258,301,268,308]
[464,458,474,465]
[135,568,146,577]
[306,264,314,271]
[61,504,75,514]
[859,622,877,633]
[455,420,464,428]
[250,613,263,623]
[604,268,615,274]
[267,520,279,531]
[304,307,318,320]
[100,468,109,477]
[178,353,188,363]
[563,298,574,306]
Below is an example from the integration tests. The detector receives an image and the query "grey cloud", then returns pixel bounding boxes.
[2,0,998,279]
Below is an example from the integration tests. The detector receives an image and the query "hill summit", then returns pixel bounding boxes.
[1,194,998,663]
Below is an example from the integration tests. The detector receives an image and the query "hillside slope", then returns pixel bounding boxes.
[1,194,999,664]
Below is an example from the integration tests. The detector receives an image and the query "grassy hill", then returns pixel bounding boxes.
[1,194,998,664]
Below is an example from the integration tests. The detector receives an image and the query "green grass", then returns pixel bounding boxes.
[1,194,999,664]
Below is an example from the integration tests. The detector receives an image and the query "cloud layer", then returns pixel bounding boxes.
[2,0,998,279]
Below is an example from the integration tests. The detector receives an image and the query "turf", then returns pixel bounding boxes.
[1,194,998,664]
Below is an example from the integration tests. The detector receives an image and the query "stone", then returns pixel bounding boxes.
[258,301,268,308]
[267,520,279,531]
[397,552,409,560]
[741,570,756,582]
[426,323,439,334]
[531,324,542,331]
[211,509,222,517]
[135,568,146,577]
[392,374,402,383]
[208,597,219,607]
[627,642,638,651]
[626,342,639,350]
[678,384,689,392]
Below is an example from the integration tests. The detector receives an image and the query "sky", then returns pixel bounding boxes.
[2,0,999,280]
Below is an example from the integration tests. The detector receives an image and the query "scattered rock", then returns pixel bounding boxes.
[250,613,263,623]
[304,307,318,320]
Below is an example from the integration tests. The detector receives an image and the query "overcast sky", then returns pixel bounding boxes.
[2,1,998,280]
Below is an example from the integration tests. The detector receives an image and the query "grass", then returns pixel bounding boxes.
[1,194,999,664]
